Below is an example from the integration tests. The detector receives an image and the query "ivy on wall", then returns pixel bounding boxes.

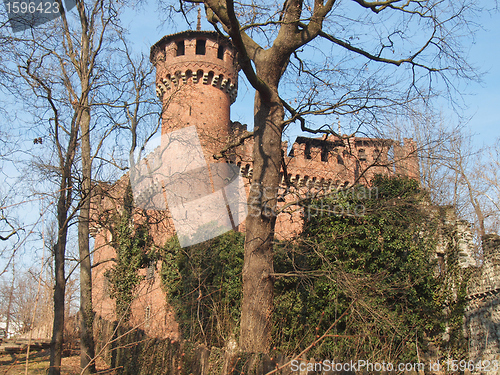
[155,175,469,362]
[272,175,469,362]
[105,184,152,321]
[160,230,244,347]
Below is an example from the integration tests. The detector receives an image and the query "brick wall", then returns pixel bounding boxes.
[91,30,420,341]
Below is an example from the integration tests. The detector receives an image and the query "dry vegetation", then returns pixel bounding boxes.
[0,349,111,375]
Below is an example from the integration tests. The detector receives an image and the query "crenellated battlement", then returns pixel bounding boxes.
[151,31,238,104]
[230,121,420,189]
[155,68,238,103]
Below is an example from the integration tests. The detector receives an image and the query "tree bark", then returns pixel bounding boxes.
[79,103,96,374]
[239,88,283,352]
[49,167,73,375]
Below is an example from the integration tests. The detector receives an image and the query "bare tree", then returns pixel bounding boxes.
[440,133,500,240]
[55,0,121,371]
[172,0,482,352]
[2,4,127,373]
[0,269,51,335]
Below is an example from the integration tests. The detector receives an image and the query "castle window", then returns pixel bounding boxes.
[358,149,366,161]
[305,144,312,159]
[337,155,344,165]
[176,40,185,56]
[321,148,328,162]
[217,45,225,60]
[196,39,206,55]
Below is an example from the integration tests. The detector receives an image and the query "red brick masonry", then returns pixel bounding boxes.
[91,30,419,339]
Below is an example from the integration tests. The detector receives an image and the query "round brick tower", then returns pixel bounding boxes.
[150,30,238,163]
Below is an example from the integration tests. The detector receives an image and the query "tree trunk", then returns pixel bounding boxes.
[49,181,71,375]
[239,90,283,353]
[79,103,96,374]
[5,261,14,337]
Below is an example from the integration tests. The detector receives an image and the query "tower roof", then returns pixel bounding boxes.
[150,30,232,63]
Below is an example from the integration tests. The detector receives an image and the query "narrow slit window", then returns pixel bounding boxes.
[196,39,206,55]
[321,148,328,162]
[217,45,225,60]
[146,261,155,280]
[359,149,367,161]
[176,41,185,56]
[305,144,312,159]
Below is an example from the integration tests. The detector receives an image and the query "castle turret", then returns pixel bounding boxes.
[150,30,238,163]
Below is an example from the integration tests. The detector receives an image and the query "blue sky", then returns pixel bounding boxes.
[462,10,500,145]
[123,4,500,149]
[1,2,498,273]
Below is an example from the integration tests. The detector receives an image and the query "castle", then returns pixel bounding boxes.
[91,29,421,340]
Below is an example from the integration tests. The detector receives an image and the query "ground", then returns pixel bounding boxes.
[0,349,111,375]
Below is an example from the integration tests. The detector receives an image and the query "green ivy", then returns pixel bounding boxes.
[157,175,468,363]
[272,175,468,362]
[160,230,244,347]
[105,184,152,321]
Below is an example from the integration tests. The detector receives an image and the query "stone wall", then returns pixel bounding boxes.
[465,234,500,374]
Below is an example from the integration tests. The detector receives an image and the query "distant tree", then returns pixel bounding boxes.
[4,4,130,373]
[0,269,51,335]
[440,134,500,241]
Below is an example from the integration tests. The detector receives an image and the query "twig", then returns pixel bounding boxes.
[265,299,356,375]
[213,130,254,160]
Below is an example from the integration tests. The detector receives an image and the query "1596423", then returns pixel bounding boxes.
[5,1,59,14]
